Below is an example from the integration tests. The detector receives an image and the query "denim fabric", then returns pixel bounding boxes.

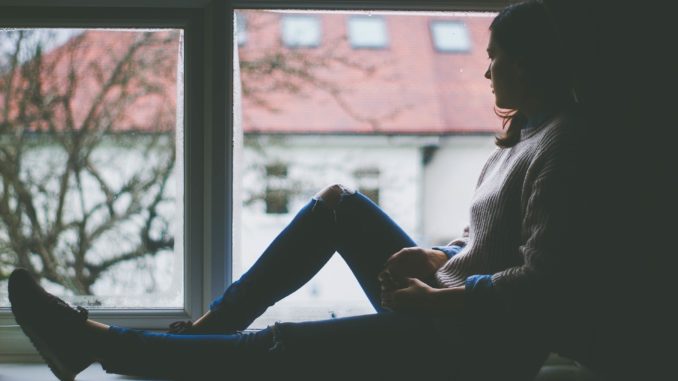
[102,314,458,380]
[99,193,463,379]
[98,192,547,380]
[431,244,464,260]
[208,192,418,331]
[101,325,277,379]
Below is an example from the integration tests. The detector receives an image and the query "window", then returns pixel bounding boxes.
[236,11,247,46]
[281,14,322,48]
[430,20,471,53]
[235,9,498,328]
[0,4,211,360]
[0,28,183,309]
[354,167,380,204]
[348,15,389,49]
[265,163,289,214]
[1,1,504,360]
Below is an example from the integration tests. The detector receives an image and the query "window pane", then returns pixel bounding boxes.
[355,167,380,204]
[0,28,184,309]
[431,21,471,53]
[265,163,289,214]
[348,16,389,49]
[234,10,497,327]
[282,15,322,47]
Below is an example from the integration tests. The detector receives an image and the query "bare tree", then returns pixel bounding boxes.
[238,11,412,208]
[238,10,412,131]
[0,30,178,295]
[0,12,403,297]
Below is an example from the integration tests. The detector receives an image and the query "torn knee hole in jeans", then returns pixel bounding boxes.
[311,184,356,220]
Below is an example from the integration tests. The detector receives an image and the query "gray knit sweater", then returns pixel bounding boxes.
[434,111,574,310]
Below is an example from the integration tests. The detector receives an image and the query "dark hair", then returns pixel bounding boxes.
[490,0,573,147]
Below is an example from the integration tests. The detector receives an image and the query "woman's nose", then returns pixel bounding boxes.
[484,66,491,79]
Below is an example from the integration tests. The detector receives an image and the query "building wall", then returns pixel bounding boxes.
[422,135,496,246]
[237,134,426,324]
[235,133,496,326]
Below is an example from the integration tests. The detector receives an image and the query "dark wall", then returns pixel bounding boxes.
[549,0,672,379]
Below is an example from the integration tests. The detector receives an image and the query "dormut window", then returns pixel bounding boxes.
[348,16,389,49]
[430,20,471,53]
[281,14,322,48]
[354,168,380,205]
[265,163,289,214]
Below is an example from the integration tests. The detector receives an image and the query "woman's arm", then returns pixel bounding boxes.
[381,277,466,315]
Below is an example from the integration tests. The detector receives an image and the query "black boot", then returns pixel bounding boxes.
[8,268,94,381]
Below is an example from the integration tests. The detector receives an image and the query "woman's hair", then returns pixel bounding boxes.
[491,0,572,147]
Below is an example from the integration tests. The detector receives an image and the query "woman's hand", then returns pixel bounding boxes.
[381,277,434,313]
[381,278,466,315]
[381,247,448,282]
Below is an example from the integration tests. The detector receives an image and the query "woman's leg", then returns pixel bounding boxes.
[101,313,453,380]
[200,184,417,333]
[9,268,547,381]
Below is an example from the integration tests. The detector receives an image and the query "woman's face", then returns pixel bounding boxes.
[484,34,524,110]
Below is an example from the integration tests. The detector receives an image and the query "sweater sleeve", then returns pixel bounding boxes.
[490,132,573,313]
[464,274,503,316]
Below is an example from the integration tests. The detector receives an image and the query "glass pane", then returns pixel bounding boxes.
[0,28,184,309]
[234,10,497,328]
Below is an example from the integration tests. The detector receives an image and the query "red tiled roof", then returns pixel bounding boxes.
[2,12,501,135]
[239,11,501,134]
[0,31,178,134]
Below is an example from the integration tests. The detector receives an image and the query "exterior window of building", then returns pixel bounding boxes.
[354,167,380,205]
[265,163,289,214]
[430,20,471,53]
[282,15,322,48]
[236,12,247,46]
[348,16,389,49]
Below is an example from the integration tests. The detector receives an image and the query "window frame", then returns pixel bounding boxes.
[0,0,512,361]
[0,0,235,360]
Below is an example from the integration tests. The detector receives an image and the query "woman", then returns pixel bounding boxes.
[8,1,585,380]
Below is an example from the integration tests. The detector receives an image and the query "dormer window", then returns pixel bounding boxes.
[430,20,471,53]
[348,16,388,49]
[282,15,321,48]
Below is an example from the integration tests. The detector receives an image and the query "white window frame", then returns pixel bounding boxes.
[0,0,235,361]
[0,0,509,361]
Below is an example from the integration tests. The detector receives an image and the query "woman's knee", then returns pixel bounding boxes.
[313,184,355,209]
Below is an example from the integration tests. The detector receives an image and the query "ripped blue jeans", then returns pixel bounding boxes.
[101,191,466,379]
